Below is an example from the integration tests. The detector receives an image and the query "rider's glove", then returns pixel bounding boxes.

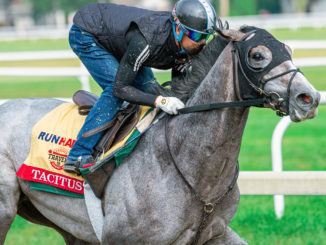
[155,96,185,115]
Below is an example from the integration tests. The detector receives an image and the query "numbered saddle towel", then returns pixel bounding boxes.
[16,102,155,198]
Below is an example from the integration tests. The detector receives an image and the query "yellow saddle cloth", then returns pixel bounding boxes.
[17,103,154,197]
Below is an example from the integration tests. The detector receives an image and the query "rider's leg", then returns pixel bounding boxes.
[64,25,123,173]
[64,25,158,173]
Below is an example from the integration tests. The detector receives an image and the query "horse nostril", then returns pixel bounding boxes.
[296,93,313,105]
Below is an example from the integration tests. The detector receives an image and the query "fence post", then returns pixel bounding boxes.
[271,91,326,219]
[272,116,291,219]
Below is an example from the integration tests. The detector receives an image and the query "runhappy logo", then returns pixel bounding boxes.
[38,131,76,148]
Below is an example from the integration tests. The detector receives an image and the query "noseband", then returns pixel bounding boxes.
[260,67,300,117]
[179,28,300,117]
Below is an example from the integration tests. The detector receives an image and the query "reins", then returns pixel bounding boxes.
[178,97,267,114]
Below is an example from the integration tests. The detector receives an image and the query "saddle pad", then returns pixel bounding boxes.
[16,103,153,197]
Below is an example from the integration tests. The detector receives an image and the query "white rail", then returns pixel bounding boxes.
[0,50,75,61]
[0,98,72,105]
[1,13,326,41]
[227,12,326,30]
[285,41,326,50]
[238,171,326,195]
[293,57,326,67]
[0,67,85,76]
[0,50,90,91]
[271,91,326,219]
[0,66,91,91]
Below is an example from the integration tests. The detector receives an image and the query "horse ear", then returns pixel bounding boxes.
[216,29,245,42]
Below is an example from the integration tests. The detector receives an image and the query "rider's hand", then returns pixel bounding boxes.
[155,96,185,115]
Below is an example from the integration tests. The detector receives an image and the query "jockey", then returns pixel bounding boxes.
[64,0,217,174]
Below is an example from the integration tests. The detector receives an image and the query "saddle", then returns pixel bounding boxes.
[73,90,141,198]
[73,90,141,157]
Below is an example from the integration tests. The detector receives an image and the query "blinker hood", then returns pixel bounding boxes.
[233,28,292,100]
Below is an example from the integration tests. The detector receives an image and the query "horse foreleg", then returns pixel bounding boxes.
[17,197,99,245]
[0,154,20,244]
[204,226,248,245]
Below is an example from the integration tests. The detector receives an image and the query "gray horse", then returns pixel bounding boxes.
[0,27,320,245]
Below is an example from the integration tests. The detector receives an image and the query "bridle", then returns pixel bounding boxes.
[167,29,301,244]
[233,30,300,117]
[178,29,301,117]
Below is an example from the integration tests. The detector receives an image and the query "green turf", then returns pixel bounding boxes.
[0,59,79,67]
[270,27,326,40]
[5,216,64,245]
[231,196,326,245]
[0,39,70,52]
[293,49,326,58]
[0,77,82,98]
[238,106,326,172]
[0,71,171,98]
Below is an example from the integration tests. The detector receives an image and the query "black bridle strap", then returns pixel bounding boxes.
[262,68,300,84]
[239,30,256,41]
[261,68,300,116]
[286,69,300,113]
[178,98,267,114]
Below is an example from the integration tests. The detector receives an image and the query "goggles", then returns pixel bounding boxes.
[186,29,211,42]
[172,6,212,43]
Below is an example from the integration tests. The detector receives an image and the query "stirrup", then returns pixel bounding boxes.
[64,156,94,174]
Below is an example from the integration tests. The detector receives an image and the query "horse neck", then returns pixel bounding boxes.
[167,43,250,201]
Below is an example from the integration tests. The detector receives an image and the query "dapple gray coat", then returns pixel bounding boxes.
[0,28,319,244]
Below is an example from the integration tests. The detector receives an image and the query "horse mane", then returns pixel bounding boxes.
[155,26,256,102]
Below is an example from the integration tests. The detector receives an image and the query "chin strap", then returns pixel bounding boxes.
[173,22,186,54]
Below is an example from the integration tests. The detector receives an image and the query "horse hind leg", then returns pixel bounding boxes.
[0,153,21,244]
[204,226,248,245]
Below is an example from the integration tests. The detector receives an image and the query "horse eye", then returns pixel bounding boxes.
[252,52,264,61]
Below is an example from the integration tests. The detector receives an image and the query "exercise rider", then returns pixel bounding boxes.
[64,0,218,174]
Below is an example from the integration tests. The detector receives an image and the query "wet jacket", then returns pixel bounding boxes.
[73,3,186,106]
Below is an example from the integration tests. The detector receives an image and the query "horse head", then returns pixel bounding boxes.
[217,26,320,122]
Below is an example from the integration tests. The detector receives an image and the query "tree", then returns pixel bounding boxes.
[58,0,94,16]
[31,0,56,22]
[31,0,107,23]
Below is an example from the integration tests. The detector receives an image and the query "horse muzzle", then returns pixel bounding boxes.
[289,90,320,122]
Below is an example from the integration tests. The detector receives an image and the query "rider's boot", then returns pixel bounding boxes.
[64,156,95,174]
